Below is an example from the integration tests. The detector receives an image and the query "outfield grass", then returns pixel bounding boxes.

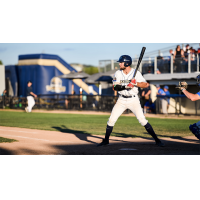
[0,111,196,138]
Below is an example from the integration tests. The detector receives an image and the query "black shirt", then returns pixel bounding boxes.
[175,49,182,58]
[143,86,151,95]
[26,86,33,97]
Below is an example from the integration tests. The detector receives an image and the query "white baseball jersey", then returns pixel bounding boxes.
[113,68,146,96]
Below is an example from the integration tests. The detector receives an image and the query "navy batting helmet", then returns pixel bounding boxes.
[117,55,132,67]
[197,74,200,87]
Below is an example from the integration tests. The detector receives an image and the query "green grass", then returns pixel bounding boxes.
[0,111,196,139]
[0,137,17,143]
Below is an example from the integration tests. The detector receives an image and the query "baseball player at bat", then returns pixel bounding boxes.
[176,74,200,140]
[97,54,165,147]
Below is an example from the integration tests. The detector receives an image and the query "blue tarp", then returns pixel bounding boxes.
[5,65,18,96]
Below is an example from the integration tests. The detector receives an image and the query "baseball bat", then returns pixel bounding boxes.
[133,47,146,78]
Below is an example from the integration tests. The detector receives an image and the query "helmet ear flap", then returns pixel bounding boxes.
[124,62,129,67]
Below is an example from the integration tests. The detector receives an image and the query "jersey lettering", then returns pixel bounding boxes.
[120,80,130,83]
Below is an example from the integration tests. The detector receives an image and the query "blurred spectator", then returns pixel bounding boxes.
[174,45,185,72]
[190,47,195,61]
[174,45,184,59]
[1,89,7,96]
[184,44,190,60]
[65,96,69,109]
[156,84,167,115]
[65,90,76,109]
[141,81,151,113]
[147,66,152,73]
[144,99,156,114]
[156,85,165,96]
[168,49,174,61]
[1,89,7,108]
[157,53,164,60]
[156,68,161,74]
[169,49,174,56]
[163,86,170,111]
[198,48,200,55]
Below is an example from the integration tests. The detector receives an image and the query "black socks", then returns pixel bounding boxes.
[105,125,113,141]
[104,123,159,143]
[144,123,160,142]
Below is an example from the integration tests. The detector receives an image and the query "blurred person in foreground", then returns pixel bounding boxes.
[25,81,37,113]
[177,74,200,140]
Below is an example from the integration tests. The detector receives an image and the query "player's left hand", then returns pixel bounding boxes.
[176,81,188,91]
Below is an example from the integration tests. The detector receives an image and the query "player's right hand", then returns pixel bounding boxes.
[126,83,134,88]
[126,79,137,89]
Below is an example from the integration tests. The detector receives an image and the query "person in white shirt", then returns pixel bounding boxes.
[97,55,164,147]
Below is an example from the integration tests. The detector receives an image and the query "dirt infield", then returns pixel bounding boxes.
[0,109,200,155]
[0,126,199,155]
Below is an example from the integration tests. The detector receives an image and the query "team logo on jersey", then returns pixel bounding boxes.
[46,77,66,93]
[120,80,131,83]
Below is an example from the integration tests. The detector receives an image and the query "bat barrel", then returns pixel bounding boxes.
[133,47,146,78]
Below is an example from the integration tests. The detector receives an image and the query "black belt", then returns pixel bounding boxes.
[120,95,135,98]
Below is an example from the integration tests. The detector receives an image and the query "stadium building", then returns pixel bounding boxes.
[4,54,98,97]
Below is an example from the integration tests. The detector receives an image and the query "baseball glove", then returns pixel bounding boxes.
[176,81,188,91]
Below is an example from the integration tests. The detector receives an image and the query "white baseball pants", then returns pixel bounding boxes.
[107,95,148,127]
[27,96,35,112]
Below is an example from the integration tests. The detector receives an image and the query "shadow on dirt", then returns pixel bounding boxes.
[142,132,200,143]
[0,147,13,155]
[51,126,200,155]
[52,125,134,145]
[51,139,200,155]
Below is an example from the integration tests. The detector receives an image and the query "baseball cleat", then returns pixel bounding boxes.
[97,139,109,147]
[189,124,200,140]
[156,140,165,147]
